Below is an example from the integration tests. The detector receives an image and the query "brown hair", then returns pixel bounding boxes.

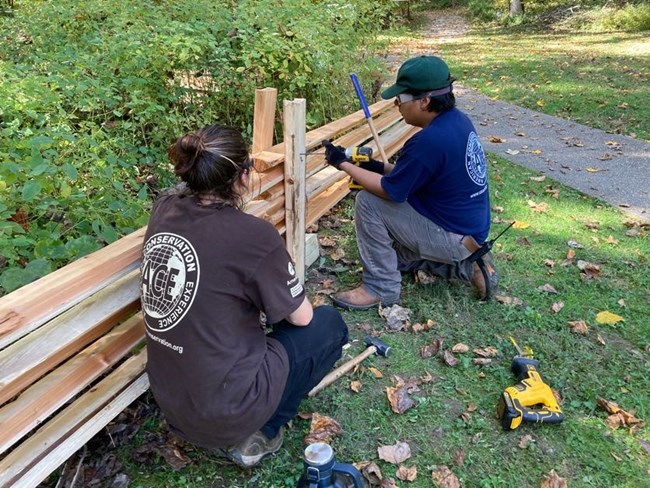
[167,125,252,208]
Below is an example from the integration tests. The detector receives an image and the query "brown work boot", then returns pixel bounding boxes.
[332,286,382,311]
[471,253,499,301]
[225,428,284,468]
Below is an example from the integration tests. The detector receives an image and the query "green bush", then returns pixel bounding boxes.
[0,0,394,294]
[583,4,650,32]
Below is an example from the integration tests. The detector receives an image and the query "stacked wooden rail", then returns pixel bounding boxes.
[0,89,416,488]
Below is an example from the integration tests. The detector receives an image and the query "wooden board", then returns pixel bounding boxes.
[0,227,145,349]
[0,351,148,488]
[0,314,144,455]
[0,270,141,407]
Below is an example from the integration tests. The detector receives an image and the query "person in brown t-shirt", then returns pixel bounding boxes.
[139,125,348,468]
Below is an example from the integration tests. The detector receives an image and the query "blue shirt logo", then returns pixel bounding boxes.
[466,131,487,187]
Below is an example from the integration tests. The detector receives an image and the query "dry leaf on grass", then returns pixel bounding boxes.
[379,304,411,331]
[568,320,588,335]
[596,333,606,346]
[368,366,383,378]
[380,478,399,488]
[396,465,418,482]
[377,441,412,464]
[431,466,461,488]
[496,295,524,306]
[596,311,624,325]
[444,350,458,367]
[304,413,342,445]
[528,200,549,213]
[421,337,444,358]
[411,319,435,333]
[597,397,645,432]
[550,301,565,313]
[577,260,601,279]
[350,380,362,393]
[455,448,465,466]
[318,236,336,247]
[329,248,346,261]
[452,343,469,353]
[540,469,568,488]
[473,358,492,366]
[518,434,534,449]
[386,377,419,414]
[538,283,558,294]
[415,269,438,285]
[354,461,383,485]
[473,346,498,358]
[512,220,530,229]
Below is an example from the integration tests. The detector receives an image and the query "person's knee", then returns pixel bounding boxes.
[313,305,348,343]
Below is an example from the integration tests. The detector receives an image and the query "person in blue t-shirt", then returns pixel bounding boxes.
[323,55,498,310]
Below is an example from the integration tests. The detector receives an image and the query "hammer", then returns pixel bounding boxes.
[308,336,391,397]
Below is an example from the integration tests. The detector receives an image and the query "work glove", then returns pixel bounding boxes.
[358,158,384,175]
[322,140,347,169]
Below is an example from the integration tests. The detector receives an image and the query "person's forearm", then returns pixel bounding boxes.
[340,162,391,199]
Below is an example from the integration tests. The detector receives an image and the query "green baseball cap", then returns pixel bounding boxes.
[381,55,455,99]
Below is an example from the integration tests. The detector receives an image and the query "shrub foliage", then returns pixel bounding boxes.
[0,0,394,293]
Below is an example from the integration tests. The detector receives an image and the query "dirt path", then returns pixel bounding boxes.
[383,10,650,222]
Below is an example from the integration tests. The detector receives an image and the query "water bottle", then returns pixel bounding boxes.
[296,442,365,488]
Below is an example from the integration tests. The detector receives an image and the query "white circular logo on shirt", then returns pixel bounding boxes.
[466,131,487,186]
[288,261,295,276]
[140,233,200,332]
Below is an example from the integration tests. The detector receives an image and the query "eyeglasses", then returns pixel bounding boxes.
[394,92,428,106]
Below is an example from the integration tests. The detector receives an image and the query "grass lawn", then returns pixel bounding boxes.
[70,10,649,488]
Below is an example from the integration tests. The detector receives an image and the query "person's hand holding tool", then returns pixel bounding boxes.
[322,140,347,169]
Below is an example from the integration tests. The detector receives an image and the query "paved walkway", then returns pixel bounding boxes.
[456,87,650,223]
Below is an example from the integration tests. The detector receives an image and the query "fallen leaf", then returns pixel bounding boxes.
[597,397,645,431]
[452,343,469,353]
[518,434,534,449]
[431,466,461,488]
[473,346,498,358]
[386,384,415,414]
[444,350,458,367]
[617,299,626,307]
[516,131,526,137]
[378,441,412,464]
[415,269,438,285]
[568,320,588,335]
[531,149,542,154]
[379,304,411,331]
[596,333,606,346]
[488,136,506,143]
[550,301,565,313]
[329,248,346,261]
[421,337,444,358]
[411,319,435,333]
[544,259,555,268]
[396,465,417,482]
[586,167,606,173]
[155,444,191,471]
[540,469,568,488]
[505,149,520,155]
[516,236,531,246]
[350,380,362,393]
[596,311,624,325]
[495,295,524,306]
[538,283,558,294]
[512,220,530,229]
[354,461,383,485]
[530,175,546,182]
[380,478,398,488]
[318,236,336,247]
[626,229,640,237]
[473,358,492,366]
[528,200,548,213]
[605,235,619,245]
[420,370,433,383]
[368,366,383,379]
[536,100,545,107]
[567,240,584,249]
[577,260,601,279]
[304,413,342,445]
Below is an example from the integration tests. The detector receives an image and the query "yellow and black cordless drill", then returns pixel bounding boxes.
[346,146,374,190]
[497,339,564,430]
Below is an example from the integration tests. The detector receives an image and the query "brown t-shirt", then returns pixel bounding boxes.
[140,193,305,448]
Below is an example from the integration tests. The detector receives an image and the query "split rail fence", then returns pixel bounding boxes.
[0,88,417,488]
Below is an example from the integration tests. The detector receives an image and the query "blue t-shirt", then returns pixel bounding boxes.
[381,108,491,243]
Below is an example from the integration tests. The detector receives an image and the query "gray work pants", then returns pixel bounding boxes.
[354,190,474,303]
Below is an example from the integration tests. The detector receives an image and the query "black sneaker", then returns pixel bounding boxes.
[225,428,284,468]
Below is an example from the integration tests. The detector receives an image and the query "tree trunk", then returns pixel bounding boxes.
[509,0,524,16]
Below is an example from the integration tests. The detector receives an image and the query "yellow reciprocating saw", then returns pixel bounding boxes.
[497,338,564,430]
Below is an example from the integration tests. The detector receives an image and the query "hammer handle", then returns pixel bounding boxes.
[308,345,377,397]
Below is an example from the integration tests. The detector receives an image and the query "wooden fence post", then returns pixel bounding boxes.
[252,88,277,154]
[283,99,307,283]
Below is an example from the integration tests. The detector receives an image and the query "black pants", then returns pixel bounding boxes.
[261,305,348,438]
